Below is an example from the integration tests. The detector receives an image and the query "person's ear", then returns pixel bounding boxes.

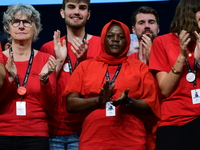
[157,25,160,34]
[132,26,136,34]
[87,10,91,20]
[4,43,11,50]
[60,9,65,19]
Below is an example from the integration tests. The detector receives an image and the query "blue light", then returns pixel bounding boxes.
[0,0,169,6]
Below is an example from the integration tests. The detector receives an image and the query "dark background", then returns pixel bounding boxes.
[0,1,179,49]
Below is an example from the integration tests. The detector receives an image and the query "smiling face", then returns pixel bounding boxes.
[104,23,127,56]
[132,13,159,41]
[60,1,90,29]
[8,12,35,42]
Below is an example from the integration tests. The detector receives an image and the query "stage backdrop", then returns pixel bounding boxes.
[0,1,179,49]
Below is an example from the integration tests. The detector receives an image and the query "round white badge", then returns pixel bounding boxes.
[63,63,70,72]
[186,72,196,82]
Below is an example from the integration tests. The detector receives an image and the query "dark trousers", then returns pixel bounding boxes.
[156,117,200,150]
[0,136,49,150]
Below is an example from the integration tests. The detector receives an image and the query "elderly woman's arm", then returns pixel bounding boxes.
[0,63,6,88]
[39,55,57,110]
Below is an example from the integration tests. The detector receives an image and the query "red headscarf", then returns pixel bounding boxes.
[96,19,130,65]
[63,20,160,150]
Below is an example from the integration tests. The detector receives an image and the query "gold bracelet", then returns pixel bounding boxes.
[177,59,185,63]
[171,66,181,74]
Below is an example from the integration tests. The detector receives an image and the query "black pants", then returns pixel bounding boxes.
[0,136,49,150]
[156,117,200,150]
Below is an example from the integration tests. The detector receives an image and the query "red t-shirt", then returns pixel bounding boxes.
[149,33,200,126]
[129,52,139,59]
[40,35,101,135]
[0,51,56,137]
[63,58,160,150]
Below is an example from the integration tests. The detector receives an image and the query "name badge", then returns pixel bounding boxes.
[106,102,115,116]
[191,89,200,104]
[16,101,26,116]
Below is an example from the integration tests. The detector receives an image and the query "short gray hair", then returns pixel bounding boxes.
[2,3,42,42]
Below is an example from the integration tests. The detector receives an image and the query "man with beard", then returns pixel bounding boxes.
[40,0,101,149]
[129,6,160,64]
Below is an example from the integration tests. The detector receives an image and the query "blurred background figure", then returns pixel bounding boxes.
[0,30,11,51]
[127,33,139,56]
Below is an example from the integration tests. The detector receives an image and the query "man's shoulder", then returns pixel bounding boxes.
[79,59,99,68]
[90,35,100,38]
[88,35,101,47]
[87,35,101,57]
[35,50,51,62]
[153,33,177,44]
[89,35,101,41]
[41,36,66,47]
[40,36,66,55]
[156,33,175,39]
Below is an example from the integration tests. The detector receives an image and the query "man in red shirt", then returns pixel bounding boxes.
[129,6,160,64]
[40,0,101,149]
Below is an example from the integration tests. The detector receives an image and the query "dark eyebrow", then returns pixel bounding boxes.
[148,19,156,22]
[138,20,145,22]
[79,4,87,7]
[139,19,156,22]
[67,4,75,7]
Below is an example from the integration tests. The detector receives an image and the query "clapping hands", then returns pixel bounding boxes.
[5,52,17,83]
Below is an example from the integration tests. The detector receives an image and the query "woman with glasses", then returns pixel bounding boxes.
[0,3,57,150]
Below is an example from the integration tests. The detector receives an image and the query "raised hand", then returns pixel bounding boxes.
[5,52,17,83]
[53,30,67,73]
[194,31,200,60]
[71,38,89,62]
[111,88,130,106]
[98,81,115,104]
[39,55,57,80]
[179,30,191,58]
[138,34,152,64]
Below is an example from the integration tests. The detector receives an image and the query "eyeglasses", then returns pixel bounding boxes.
[10,19,32,27]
